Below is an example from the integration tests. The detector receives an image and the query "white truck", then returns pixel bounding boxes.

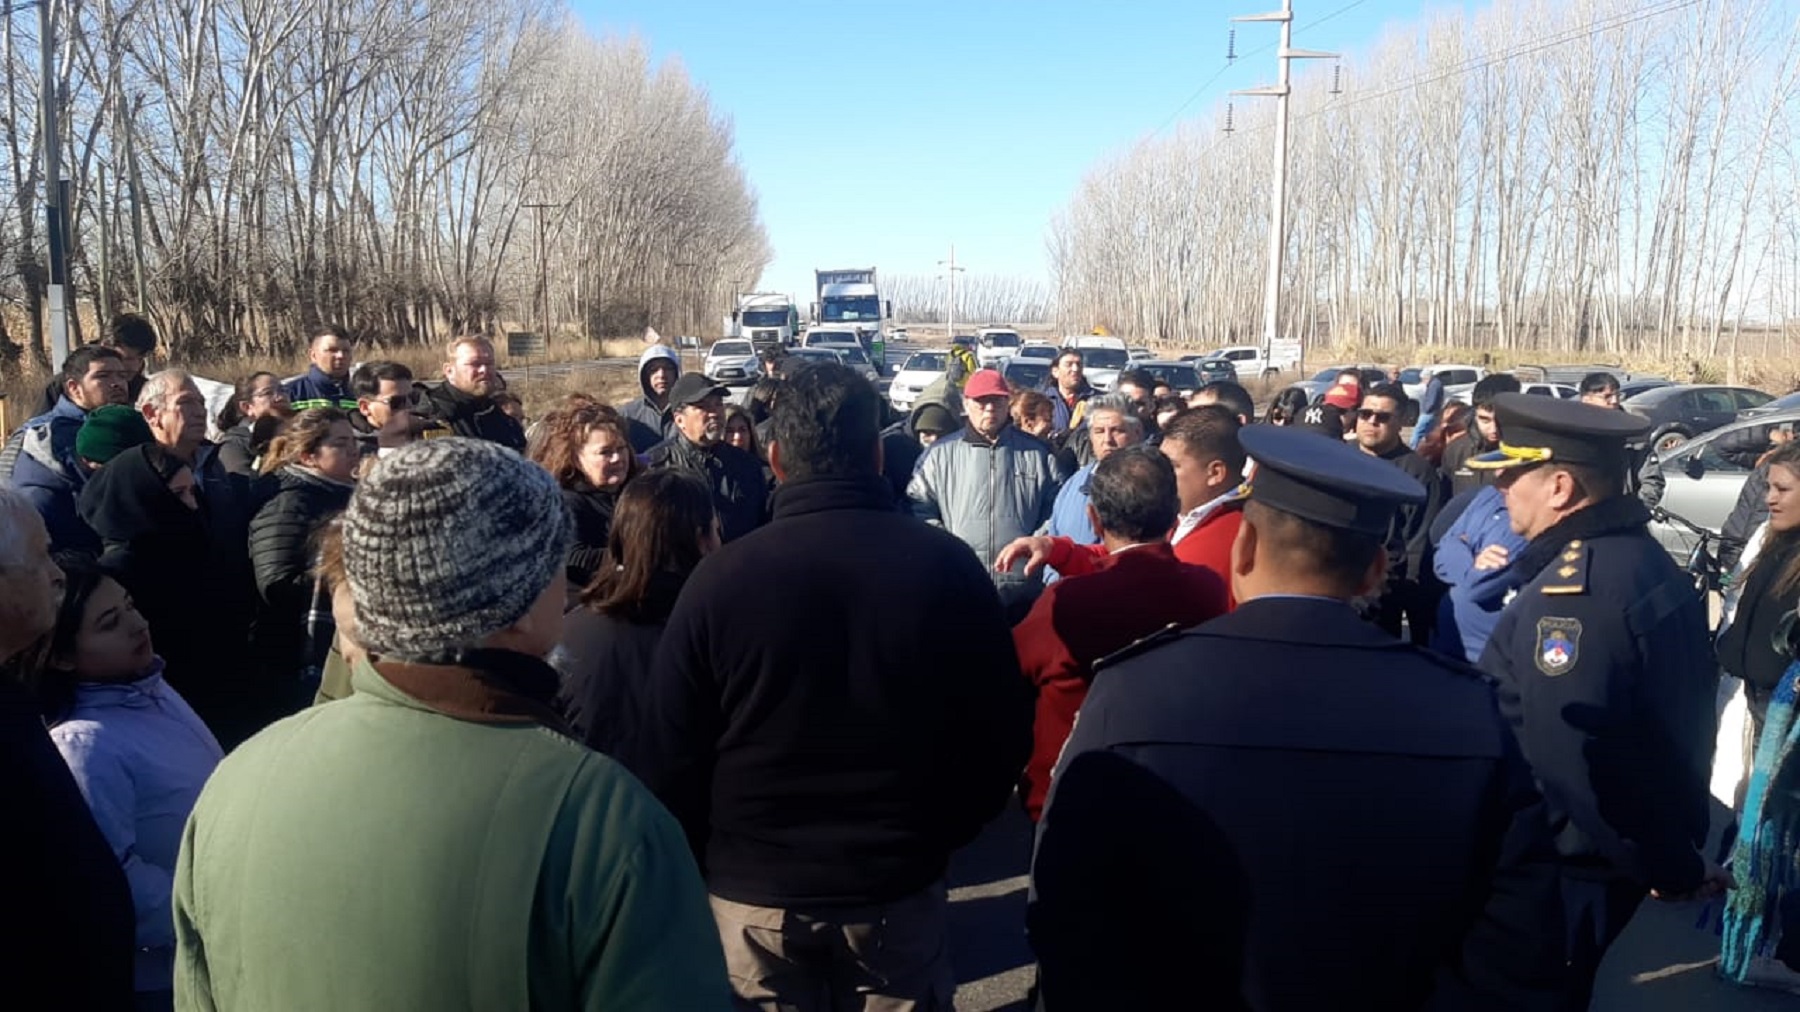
[1203,341,1302,381]
[813,267,892,371]
[975,326,1023,369]
[731,293,799,352]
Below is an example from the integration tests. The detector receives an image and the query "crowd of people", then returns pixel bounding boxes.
[2,320,1799,1010]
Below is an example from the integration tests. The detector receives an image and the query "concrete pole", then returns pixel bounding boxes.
[939,244,964,343]
[1233,0,1334,374]
[40,0,69,370]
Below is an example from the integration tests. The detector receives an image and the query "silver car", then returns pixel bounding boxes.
[1647,408,1800,558]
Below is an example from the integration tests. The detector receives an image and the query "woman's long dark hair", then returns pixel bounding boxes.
[581,470,715,622]
[1267,387,1310,425]
[14,553,116,723]
[723,404,761,460]
[1756,442,1800,598]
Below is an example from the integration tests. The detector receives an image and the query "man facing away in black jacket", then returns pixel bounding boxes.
[626,362,1031,1011]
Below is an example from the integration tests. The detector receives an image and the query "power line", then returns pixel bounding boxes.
[1231,0,1706,136]
[1153,0,1372,137]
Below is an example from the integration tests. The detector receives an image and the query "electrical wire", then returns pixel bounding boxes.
[1237,0,1708,135]
[1152,0,1373,137]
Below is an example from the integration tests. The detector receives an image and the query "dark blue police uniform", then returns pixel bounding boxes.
[1470,393,1716,1006]
[1029,425,1565,1011]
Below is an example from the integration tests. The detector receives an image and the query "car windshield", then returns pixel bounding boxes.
[809,332,858,346]
[983,332,1020,347]
[1311,368,1341,382]
[902,352,947,371]
[1017,346,1055,360]
[1005,362,1051,388]
[1762,392,1800,412]
[1081,348,1128,369]
[1399,368,1422,383]
[837,347,869,365]
[740,310,790,327]
[712,341,751,356]
[1147,365,1201,388]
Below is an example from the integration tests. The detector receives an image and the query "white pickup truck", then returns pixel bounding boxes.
[1204,342,1302,381]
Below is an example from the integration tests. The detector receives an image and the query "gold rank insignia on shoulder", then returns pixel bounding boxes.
[1541,543,1590,595]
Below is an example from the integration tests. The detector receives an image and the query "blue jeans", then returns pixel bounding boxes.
[1410,412,1439,449]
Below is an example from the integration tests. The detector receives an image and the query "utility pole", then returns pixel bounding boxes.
[11,0,72,370]
[121,92,148,312]
[521,201,559,343]
[1232,0,1334,369]
[938,244,965,342]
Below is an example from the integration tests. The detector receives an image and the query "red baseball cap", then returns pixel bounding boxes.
[964,369,1010,401]
[1323,377,1362,410]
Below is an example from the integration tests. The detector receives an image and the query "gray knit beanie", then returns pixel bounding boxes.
[341,437,570,660]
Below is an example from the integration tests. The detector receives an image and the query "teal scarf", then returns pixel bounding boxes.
[1723,661,1800,979]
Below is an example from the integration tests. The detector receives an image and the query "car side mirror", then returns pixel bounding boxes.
[1684,456,1705,480]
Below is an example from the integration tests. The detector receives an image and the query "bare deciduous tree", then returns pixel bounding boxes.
[1051,0,1800,357]
[0,0,770,369]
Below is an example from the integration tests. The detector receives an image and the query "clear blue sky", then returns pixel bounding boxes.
[574,0,1448,303]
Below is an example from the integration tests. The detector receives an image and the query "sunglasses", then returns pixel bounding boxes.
[1357,409,1395,424]
[370,393,417,411]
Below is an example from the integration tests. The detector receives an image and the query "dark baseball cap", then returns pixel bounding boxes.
[668,372,729,408]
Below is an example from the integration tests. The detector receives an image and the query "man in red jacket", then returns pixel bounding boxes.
[995,405,1247,596]
[1012,446,1229,820]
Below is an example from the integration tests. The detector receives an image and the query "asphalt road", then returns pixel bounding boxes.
[944,801,1796,1010]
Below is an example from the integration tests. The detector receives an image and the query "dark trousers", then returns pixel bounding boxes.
[1374,582,1439,646]
[1560,875,1645,1011]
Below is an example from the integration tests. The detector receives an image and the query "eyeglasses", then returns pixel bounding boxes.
[375,394,416,411]
[1357,409,1395,424]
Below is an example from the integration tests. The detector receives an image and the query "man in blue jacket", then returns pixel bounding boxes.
[1,345,134,551]
[1430,484,1528,663]
[281,324,358,412]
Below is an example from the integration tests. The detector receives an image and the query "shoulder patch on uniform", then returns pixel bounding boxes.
[1534,617,1582,676]
[1093,623,1185,674]
[1540,542,1589,595]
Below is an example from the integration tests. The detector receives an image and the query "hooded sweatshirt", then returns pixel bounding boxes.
[621,345,681,453]
[2,396,100,551]
[878,391,962,506]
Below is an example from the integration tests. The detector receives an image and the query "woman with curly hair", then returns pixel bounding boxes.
[529,403,641,590]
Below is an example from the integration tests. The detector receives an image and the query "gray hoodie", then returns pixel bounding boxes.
[621,345,681,453]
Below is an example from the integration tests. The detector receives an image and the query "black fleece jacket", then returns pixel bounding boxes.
[624,474,1031,907]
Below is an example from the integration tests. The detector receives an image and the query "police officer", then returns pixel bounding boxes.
[1467,393,1728,1007]
[1030,424,1565,1010]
